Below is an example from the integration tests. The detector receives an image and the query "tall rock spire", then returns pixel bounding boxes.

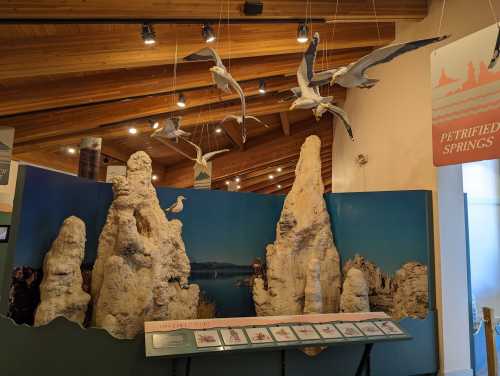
[253,135,341,316]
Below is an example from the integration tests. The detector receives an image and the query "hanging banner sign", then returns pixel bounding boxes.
[432,24,500,166]
[0,128,14,185]
[194,161,212,189]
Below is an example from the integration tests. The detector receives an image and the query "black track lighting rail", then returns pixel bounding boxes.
[0,18,325,25]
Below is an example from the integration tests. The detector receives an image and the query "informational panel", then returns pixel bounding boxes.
[432,24,500,166]
[194,161,212,189]
[144,312,411,357]
[0,128,14,185]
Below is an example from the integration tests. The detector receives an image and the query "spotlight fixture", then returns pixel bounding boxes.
[237,185,241,190]
[276,167,282,172]
[152,174,158,181]
[177,93,186,108]
[152,121,159,130]
[258,80,266,94]
[277,184,282,189]
[202,23,216,43]
[225,180,230,185]
[142,23,156,45]
[268,174,274,180]
[128,127,138,135]
[235,177,241,183]
[215,127,222,134]
[297,23,309,44]
[67,147,76,155]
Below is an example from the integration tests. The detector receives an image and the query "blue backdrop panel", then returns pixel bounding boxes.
[3,166,438,376]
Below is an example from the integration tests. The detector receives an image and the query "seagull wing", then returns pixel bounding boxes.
[220,114,239,124]
[176,129,191,137]
[245,116,269,128]
[202,149,230,162]
[164,118,177,133]
[489,28,500,69]
[171,116,182,130]
[164,201,177,212]
[183,47,225,68]
[183,139,203,162]
[324,103,354,141]
[349,35,450,78]
[226,75,246,140]
[309,68,338,87]
[298,32,320,97]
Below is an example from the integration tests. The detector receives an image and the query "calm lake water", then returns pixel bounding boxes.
[191,275,255,317]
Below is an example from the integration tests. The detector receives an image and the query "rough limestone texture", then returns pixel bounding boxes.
[253,135,341,317]
[92,151,199,339]
[340,268,370,313]
[34,216,90,327]
[343,255,394,313]
[393,262,428,320]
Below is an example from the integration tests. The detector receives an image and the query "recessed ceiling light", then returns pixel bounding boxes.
[67,147,76,154]
[225,180,230,185]
[215,127,222,134]
[142,23,156,45]
[202,23,216,43]
[258,79,266,94]
[152,174,158,181]
[235,177,241,183]
[276,167,282,172]
[297,23,309,43]
[268,174,274,180]
[152,121,159,129]
[128,127,138,135]
[277,184,282,189]
[237,185,241,189]
[177,93,186,108]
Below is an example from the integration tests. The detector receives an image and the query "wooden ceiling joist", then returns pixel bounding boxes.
[0,1,427,21]
[0,23,394,80]
[279,112,291,136]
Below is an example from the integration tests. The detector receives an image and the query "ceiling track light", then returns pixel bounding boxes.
[142,23,156,45]
[297,23,309,44]
[202,23,216,43]
[177,93,186,108]
[258,79,266,94]
[149,119,159,129]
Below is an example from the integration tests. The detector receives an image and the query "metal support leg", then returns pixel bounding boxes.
[185,357,192,376]
[354,343,374,376]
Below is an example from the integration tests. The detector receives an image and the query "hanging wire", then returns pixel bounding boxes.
[437,0,447,35]
[227,0,232,71]
[326,0,341,96]
[172,30,179,106]
[487,0,500,29]
[216,0,224,50]
[371,0,381,42]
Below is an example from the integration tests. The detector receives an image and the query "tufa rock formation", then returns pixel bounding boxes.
[253,135,341,316]
[34,216,90,326]
[343,255,429,319]
[92,151,199,339]
[392,262,428,320]
[340,268,370,313]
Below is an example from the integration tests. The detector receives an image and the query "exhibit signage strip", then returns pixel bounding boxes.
[145,313,411,357]
[431,23,500,166]
[0,127,14,186]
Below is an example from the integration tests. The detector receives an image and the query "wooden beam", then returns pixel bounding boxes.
[152,137,197,160]
[279,112,291,136]
[13,93,316,154]
[221,121,244,151]
[484,307,498,376]
[0,23,394,80]
[160,115,333,188]
[0,44,372,116]
[0,1,427,21]
[5,75,302,144]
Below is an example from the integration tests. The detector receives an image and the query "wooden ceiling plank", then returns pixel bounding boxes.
[0,47,368,116]
[279,112,291,136]
[221,121,245,151]
[0,1,427,21]
[152,137,197,160]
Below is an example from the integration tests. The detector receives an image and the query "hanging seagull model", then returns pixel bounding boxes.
[290,32,354,140]
[310,35,449,89]
[184,139,230,167]
[164,195,186,214]
[150,117,191,142]
[489,28,500,69]
[219,114,269,143]
[183,48,247,140]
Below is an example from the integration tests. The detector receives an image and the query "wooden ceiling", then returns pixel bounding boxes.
[0,0,428,194]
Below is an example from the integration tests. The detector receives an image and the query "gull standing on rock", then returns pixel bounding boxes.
[151,117,191,142]
[310,35,449,89]
[289,32,354,140]
[183,48,247,140]
[164,195,186,214]
[184,139,230,168]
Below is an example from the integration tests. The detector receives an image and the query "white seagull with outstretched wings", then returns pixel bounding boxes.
[184,139,230,167]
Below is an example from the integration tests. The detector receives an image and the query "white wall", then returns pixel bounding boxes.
[331,1,499,375]
[463,159,500,313]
